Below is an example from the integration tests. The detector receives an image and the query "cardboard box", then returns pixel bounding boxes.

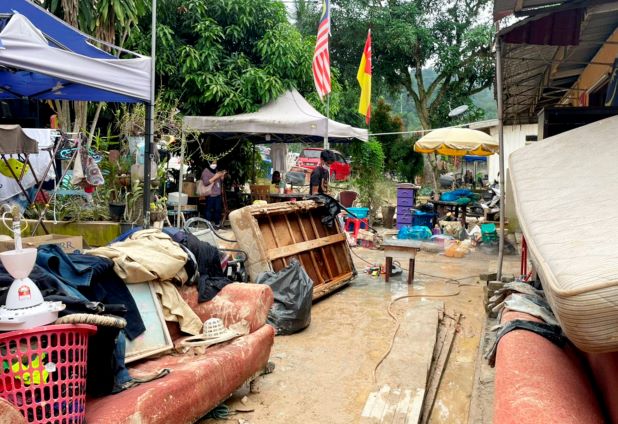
[182,182,196,197]
[0,234,83,253]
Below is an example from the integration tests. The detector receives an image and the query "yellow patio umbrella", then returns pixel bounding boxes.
[414,127,499,156]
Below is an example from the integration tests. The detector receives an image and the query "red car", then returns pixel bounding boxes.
[295,148,351,181]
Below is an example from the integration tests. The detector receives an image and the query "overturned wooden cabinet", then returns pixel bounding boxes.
[229,200,356,300]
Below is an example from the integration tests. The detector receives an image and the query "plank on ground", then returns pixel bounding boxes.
[420,313,461,424]
[361,301,442,424]
[360,385,425,424]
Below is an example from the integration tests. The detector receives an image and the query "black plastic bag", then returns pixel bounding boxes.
[257,259,314,335]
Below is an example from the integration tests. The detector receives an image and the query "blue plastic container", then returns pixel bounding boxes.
[412,210,434,228]
[440,192,459,202]
[441,189,473,202]
[398,225,432,240]
[346,207,369,219]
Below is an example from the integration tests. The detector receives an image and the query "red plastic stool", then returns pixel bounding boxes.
[344,217,369,243]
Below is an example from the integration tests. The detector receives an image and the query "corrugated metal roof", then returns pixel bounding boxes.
[500,3,618,124]
[494,0,572,20]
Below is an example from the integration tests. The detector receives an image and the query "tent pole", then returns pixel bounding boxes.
[324,94,330,150]
[143,0,157,228]
[496,35,506,281]
[252,143,256,183]
[144,104,153,228]
[177,129,186,228]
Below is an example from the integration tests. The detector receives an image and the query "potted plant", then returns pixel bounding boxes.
[99,154,126,222]
[150,195,167,228]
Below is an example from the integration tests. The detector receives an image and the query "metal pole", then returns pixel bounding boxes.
[496,36,506,281]
[176,130,186,228]
[143,0,157,228]
[324,94,330,149]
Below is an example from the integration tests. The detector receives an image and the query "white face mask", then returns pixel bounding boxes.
[210,164,217,170]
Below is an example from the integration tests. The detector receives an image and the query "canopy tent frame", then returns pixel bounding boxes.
[177,90,368,228]
[0,2,155,227]
[183,89,368,144]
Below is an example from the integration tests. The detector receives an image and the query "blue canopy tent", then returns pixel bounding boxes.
[463,155,487,162]
[0,0,154,223]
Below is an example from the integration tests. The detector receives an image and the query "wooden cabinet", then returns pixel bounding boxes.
[230,200,356,300]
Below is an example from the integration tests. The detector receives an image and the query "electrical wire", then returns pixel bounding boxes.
[347,247,478,382]
[372,285,462,383]
[184,217,237,243]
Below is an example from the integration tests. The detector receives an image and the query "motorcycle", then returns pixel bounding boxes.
[480,181,500,220]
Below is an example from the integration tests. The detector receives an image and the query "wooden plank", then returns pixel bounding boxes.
[311,215,354,274]
[308,212,343,276]
[312,272,354,300]
[267,215,286,267]
[293,213,326,285]
[382,239,423,248]
[267,233,347,261]
[360,386,425,424]
[407,388,425,424]
[392,388,413,424]
[361,385,392,423]
[420,313,461,424]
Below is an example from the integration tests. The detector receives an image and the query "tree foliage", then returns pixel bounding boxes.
[127,0,331,117]
[369,98,424,182]
[369,98,403,174]
[350,139,385,218]
[44,0,148,47]
[331,0,494,130]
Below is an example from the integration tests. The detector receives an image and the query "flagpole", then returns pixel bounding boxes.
[324,94,330,149]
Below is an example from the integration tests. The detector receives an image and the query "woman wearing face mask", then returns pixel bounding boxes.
[200,160,226,227]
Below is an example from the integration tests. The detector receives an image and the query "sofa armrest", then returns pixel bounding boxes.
[178,283,273,334]
[0,398,26,424]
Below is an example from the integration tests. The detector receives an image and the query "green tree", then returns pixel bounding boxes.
[391,137,424,183]
[43,0,148,134]
[350,139,385,220]
[127,0,326,116]
[369,98,403,174]
[331,0,494,187]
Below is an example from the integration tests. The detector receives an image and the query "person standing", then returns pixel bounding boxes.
[310,150,335,195]
[200,160,226,227]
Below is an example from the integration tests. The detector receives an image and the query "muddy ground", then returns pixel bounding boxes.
[206,245,519,424]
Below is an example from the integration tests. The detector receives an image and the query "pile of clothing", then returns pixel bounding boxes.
[0,228,233,396]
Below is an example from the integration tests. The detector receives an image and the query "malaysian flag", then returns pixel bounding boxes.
[312,0,331,99]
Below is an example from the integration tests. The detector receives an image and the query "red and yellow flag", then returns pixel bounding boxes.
[357,29,372,124]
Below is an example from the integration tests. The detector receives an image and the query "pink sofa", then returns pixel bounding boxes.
[86,283,275,424]
[493,310,605,424]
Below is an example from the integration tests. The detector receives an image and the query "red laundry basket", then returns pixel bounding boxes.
[0,324,97,423]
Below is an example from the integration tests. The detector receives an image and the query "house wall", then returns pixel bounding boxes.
[565,28,618,106]
[488,124,538,183]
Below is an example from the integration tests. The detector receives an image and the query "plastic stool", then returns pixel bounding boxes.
[345,217,369,243]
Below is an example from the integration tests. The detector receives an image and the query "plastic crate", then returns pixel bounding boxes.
[412,210,434,228]
[481,223,498,244]
[346,207,369,219]
[0,324,97,423]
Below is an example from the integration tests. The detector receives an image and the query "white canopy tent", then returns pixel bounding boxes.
[183,89,368,143]
[0,13,151,102]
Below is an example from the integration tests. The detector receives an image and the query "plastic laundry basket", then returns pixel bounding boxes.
[0,324,97,423]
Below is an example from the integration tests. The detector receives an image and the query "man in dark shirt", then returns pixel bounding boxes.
[310,149,336,194]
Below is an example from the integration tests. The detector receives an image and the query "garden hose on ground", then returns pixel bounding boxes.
[184,217,237,243]
[373,286,462,383]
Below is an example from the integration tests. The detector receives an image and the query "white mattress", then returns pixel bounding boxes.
[509,116,618,353]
